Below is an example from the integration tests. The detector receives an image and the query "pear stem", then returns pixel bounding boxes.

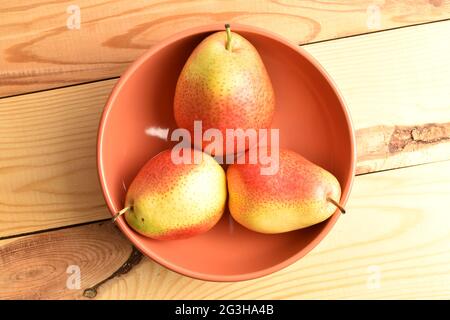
[327,197,346,214]
[225,23,232,51]
[112,206,131,223]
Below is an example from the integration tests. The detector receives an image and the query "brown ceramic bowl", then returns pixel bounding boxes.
[97,24,356,282]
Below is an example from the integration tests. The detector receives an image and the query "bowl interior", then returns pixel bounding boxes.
[98,25,354,281]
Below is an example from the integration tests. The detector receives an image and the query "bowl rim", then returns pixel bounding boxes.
[97,23,356,282]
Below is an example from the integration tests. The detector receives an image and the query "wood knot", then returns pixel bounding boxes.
[388,123,450,153]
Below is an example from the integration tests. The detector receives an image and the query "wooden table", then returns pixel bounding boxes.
[1,1,450,300]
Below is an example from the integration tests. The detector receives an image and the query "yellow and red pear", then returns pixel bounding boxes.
[227,148,344,234]
[120,149,227,240]
[174,24,275,155]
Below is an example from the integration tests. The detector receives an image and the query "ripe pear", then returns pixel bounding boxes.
[117,149,227,240]
[227,149,345,234]
[174,24,275,156]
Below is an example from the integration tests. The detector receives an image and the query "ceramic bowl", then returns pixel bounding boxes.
[97,24,355,282]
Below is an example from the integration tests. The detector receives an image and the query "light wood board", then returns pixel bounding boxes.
[1,0,449,96]
[1,160,450,299]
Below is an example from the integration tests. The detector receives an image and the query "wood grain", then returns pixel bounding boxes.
[0,82,113,237]
[1,20,449,238]
[1,0,449,97]
[0,222,132,299]
[303,20,450,174]
[94,161,450,299]
[1,160,450,299]
[356,123,450,174]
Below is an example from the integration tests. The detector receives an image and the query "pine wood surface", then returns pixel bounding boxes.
[1,3,449,300]
[1,0,449,97]
[1,161,450,299]
[1,21,449,238]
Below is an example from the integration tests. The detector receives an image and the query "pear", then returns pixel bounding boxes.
[115,149,227,240]
[227,148,345,234]
[174,24,275,156]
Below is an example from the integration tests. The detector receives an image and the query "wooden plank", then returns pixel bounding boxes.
[0,222,133,299]
[1,160,450,299]
[0,81,113,237]
[1,21,449,238]
[1,0,449,97]
[303,21,450,130]
[302,20,450,174]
